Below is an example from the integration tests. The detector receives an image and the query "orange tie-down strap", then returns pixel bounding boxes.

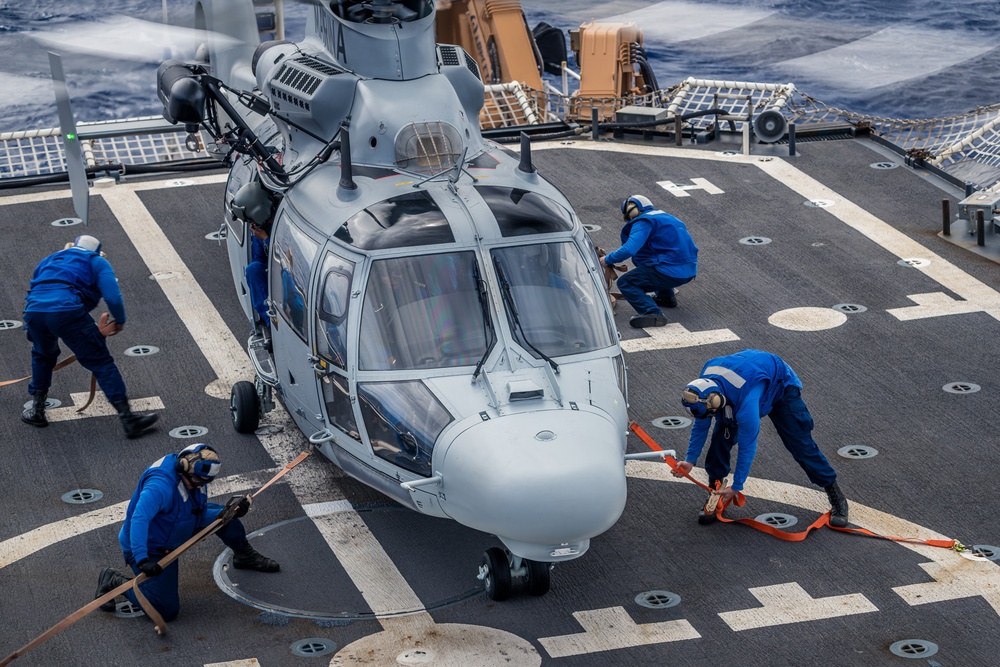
[0,449,312,667]
[628,422,963,551]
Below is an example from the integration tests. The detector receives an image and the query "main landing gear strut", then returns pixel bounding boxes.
[479,547,552,601]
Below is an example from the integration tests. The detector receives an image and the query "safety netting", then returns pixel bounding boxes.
[3,80,1000,192]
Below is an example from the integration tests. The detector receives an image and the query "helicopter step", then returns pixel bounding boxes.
[479,547,552,601]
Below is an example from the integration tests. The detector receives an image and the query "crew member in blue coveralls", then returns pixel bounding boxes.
[94,443,279,621]
[20,235,158,438]
[674,349,850,527]
[601,194,698,329]
[231,180,277,338]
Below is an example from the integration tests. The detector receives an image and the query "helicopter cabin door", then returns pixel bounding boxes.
[223,155,257,322]
[267,210,324,434]
[311,245,369,462]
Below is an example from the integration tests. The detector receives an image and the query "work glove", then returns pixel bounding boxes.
[233,497,251,519]
[137,559,163,578]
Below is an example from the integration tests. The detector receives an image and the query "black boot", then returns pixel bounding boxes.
[112,400,158,439]
[95,567,131,612]
[825,481,850,528]
[20,391,49,428]
[233,544,280,573]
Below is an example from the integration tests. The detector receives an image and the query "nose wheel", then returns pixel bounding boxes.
[230,380,261,433]
[478,547,552,601]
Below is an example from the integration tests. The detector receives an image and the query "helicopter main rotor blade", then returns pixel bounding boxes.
[33,16,243,64]
[48,52,89,227]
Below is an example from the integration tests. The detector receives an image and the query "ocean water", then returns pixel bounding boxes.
[1,0,998,134]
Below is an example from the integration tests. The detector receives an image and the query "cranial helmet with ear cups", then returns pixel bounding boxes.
[681,378,726,419]
[175,443,221,483]
[230,181,275,227]
[621,194,654,222]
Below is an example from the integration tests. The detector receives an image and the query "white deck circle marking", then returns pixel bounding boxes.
[768,307,848,331]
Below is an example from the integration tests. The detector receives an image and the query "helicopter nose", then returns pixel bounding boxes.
[437,409,627,558]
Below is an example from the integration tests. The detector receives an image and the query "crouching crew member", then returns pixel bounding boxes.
[674,349,850,527]
[95,444,279,621]
[20,235,158,438]
[602,195,698,329]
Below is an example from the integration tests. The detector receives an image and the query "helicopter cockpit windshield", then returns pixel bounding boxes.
[359,252,493,371]
[492,243,615,359]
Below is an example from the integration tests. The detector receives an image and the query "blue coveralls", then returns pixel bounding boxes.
[23,247,128,403]
[684,349,837,492]
[605,206,698,316]
[118,454,250,621]
[245,235,269,325]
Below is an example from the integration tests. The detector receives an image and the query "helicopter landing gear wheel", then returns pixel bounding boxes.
[524,559,551,596]
[480,547,511,601]
[230,380,260,433]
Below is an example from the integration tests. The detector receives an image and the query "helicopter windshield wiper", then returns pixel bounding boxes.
[472,262,494,380]
[492,258,559,374]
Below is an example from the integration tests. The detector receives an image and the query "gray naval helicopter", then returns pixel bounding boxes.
[157,0,653,600]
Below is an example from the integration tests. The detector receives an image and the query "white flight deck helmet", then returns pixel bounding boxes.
[681,378,726,419]
[73,235,102,253]
[230,180,275,227]
[621,194,654,222]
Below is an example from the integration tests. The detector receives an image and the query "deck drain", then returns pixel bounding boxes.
[205,230,228,241]
[943,382,980,394]
[888,639,938,658]
[582,224,601,233]
[290,638,337,658]
[112,601,145,619]
[50,217,83,227]
[897,257,930,268]
[832,303,867,313]
[0,319,23,330]
[739,236,771,245]
[149,271,179,281]
[168,179,193,187]
[716,150,740,156]
[804,199,835,208]
[61,489,104,505]
[652,416,692,430]
[971,544,1000,561]
[870,161,899,170]
[635,590,681,609]
[124,345,159,357]
[24,398,61,410]
[755,512,798,528]
[837,445,878,459]
[169,425,209,439]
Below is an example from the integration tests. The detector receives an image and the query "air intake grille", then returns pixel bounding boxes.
[439,45,461,67]
[275,65,321,96]
[294,54,344,77]
[464,52,481,80]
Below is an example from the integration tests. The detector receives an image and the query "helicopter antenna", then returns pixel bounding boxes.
[338,119,357,192]
[517,132,535,174]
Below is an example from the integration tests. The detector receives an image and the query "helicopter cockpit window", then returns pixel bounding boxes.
[475,186,575,237]
[491,242,615,358]
[359,252,493,371]
[315,253,354,371]
[269,214,320,340]
[340,192,454,251]
[357,380,452,477]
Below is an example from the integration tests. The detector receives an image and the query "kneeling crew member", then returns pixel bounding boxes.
[21,235,158,438]
[674,349,849,527]
[602,195,698,329]
[95,443,279,621]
